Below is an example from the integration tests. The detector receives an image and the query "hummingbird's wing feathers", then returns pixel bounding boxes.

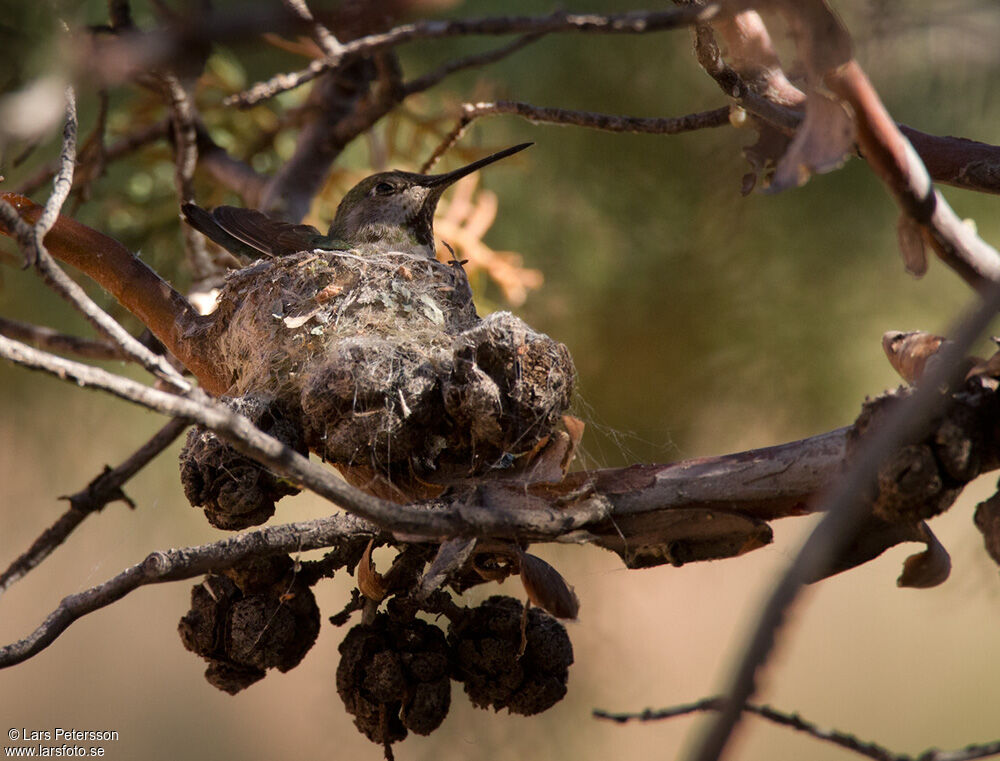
[182,203,266,260]
[211,206,346,256]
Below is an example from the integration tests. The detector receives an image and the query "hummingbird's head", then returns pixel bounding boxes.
[328,143,532,253]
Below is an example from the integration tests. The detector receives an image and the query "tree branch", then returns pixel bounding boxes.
[688,3,1000,757]
[0,335,612,540]
[0,93,195,393]
[423,101,732,172]
[600,697,1000,761]
[254,34,546,221]
[227,6,721,107]
[826,59,1000,289]
[690,118,1000,761]
[15,119,168,197]
[0,316,126,361]
[0,512,376,668]
[402,33,546,97]
[158,72,215,279]
[4,320,998,668]
[0,418,189,594]
[693,4,1000,198]
[280,0,344,58]
[0,193,222,393]
[595,697,899,761]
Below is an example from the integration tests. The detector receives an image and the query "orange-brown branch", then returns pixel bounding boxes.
[0,192,226,393]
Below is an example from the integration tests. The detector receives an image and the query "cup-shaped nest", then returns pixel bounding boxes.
[201,250,575,487]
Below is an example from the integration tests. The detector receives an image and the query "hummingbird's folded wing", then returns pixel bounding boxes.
[183,204,348,259]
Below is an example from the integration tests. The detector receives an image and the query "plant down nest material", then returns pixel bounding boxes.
[196,248,576,491]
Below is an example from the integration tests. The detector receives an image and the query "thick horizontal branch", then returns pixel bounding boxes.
[692,2,1000,754]
[547,427,847,567]
[7,322,1000,667]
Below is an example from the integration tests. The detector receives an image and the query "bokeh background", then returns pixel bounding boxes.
[3,1,1000,759]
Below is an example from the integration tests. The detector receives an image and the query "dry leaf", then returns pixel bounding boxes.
[358,539,386,602]
[416,537,477,600]
[966,349,1000,381]
[741,119,792,194]
[518,552,579,620]
[897,522,951,588]
[560,415,585,477]
[881,330,948,385]
[769,89,855,192]
[519,432,570,484]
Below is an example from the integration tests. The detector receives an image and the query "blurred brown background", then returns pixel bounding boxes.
[3,1,1000,759]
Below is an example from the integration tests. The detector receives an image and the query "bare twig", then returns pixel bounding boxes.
[596,699,1000,761]
[33,87,79,244]
[0,316,126,361]
[255,34,546,220]
[159,73,214,279]
[71,89,111,209]
[0,418,189,594]
[0,512,376,668]
[228,6,721,107]
[281,0,343,57]
[423,101,731,172]
[596,697,898,761]
[402,33,546,97]
[16,119,169,197]
[925,744,1000,761]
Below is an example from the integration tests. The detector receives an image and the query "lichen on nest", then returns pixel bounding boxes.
[200,248,576,488]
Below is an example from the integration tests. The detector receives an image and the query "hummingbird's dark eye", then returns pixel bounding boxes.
[373,181,395,195]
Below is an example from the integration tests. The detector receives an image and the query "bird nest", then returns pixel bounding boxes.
[196,249,576,495]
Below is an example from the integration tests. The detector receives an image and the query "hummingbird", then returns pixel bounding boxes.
[182,142,531,261]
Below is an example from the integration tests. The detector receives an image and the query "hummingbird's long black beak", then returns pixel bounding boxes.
[422,142,533,189]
